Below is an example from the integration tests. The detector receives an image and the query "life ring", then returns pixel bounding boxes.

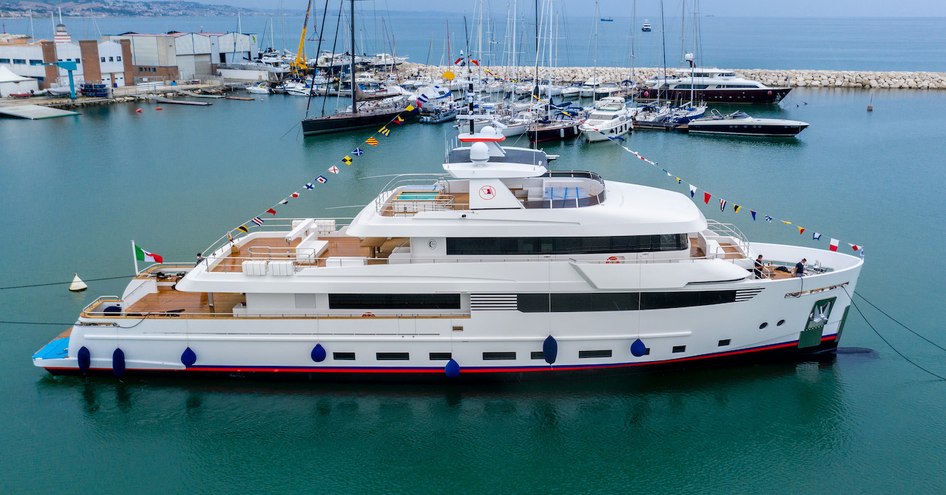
[605,256,622,264]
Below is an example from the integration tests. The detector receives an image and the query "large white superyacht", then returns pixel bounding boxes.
[33,128,863,380]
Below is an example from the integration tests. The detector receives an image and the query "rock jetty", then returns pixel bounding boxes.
[401,63,946,90]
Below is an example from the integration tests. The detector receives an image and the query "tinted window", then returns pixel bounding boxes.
[329,294,461,310]
[483,352,516,361]
[579,350,612,358]
[447,234,687,255]
[376,352,409,361]
[518,291,735,312]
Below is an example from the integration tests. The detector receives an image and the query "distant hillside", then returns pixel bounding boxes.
[0,1,258,17]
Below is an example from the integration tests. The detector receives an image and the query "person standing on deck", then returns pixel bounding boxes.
[794,258,807,277]
[754,255,765,279]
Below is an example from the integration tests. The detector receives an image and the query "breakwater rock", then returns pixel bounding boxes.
[400,63,946,90]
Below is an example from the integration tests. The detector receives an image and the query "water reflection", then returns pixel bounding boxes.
[30,356,857,491]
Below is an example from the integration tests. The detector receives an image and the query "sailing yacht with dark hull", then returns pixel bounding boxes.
[301,0,412,136]
[302,99,413,136]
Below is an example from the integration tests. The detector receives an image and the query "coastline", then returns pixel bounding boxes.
[400,63,946,90]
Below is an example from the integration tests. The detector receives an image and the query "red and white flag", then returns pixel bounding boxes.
[829,238,839,252]
[849,243,860,252]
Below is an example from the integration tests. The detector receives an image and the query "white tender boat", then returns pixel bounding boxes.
[33,127,862,381]
[246,82,271,95]
[579,96,633,142]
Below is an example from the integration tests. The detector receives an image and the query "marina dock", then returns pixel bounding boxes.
[0,104,78,120]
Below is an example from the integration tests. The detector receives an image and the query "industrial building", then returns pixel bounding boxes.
[0,23,132,89]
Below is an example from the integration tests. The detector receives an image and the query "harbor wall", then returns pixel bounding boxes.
[401,63,946,90]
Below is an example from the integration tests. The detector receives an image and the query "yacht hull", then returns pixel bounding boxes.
[529,122,581,143]
[687,121,809,136]
[302,109,412,136]
[39,337,840,382]
[638,87,792,104]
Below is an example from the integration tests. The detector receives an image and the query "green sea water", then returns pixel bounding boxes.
[2,88,946,493]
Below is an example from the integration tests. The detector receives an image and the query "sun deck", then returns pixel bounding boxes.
[376,171,608,217]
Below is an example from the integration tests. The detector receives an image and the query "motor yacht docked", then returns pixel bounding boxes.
[684,110,810,136]
[33,127,861,381]
[639,68,791,104]
[579,96,633,142]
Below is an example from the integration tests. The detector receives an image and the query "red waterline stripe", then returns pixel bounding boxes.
[42,336,835,374]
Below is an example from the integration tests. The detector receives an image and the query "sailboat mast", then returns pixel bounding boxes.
[463,18,474,134]
[350,0,357,113]
[533,0,539,97]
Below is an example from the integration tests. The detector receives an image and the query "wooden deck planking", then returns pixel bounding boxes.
[211,235,376,272]
[125,288,244,315]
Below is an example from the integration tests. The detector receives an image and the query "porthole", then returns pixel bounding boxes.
[718,339,731,347]
[777,319,785,326]
[759,322,768,329]
[530,351,545,360]
[672,345,686,354]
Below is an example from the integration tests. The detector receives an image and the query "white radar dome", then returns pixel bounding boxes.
[470,142,490,165]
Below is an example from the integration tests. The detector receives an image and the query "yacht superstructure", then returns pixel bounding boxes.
[33,128,862,380]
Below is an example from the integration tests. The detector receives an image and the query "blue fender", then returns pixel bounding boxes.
[543,335,558,364]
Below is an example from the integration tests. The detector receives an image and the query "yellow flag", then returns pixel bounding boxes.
[442,70,455,81]
[405,104,415,112]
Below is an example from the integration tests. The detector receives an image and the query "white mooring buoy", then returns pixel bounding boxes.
[69,273,88,292]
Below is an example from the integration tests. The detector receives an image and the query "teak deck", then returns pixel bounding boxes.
[119,234,777,316]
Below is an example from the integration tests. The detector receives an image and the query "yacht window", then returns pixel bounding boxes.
[376,352,409,361]
[579,350,612,358]
[517,290,737,312]
[589,112,613,120]
[329,294,461,310]
[483,352,516,361]
[333,352,355,360]
[447,234,688,256]
[640,291,736,310]
[429,352,452,360]
[530,351,545,360]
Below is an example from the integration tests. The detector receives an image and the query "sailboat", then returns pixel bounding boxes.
[301,0,414,136]
[528,0,581,143]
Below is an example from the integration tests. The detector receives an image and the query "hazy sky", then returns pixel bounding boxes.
[198,0,946,18]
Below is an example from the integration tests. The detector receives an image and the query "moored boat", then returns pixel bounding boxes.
[685,110,809,136]
[579,96,633,142]
[32,126,862,381]
[638,68,791,104]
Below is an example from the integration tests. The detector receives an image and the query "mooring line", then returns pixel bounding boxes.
[853,291,946,353]
[844,287,946,381]
[0,321,74,326]
[0,275,131,291]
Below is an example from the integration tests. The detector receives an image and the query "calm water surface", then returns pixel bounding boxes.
[1,88,946,492]
[2,14,945,71]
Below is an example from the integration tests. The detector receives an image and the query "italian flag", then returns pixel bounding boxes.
[135,244,164,263]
